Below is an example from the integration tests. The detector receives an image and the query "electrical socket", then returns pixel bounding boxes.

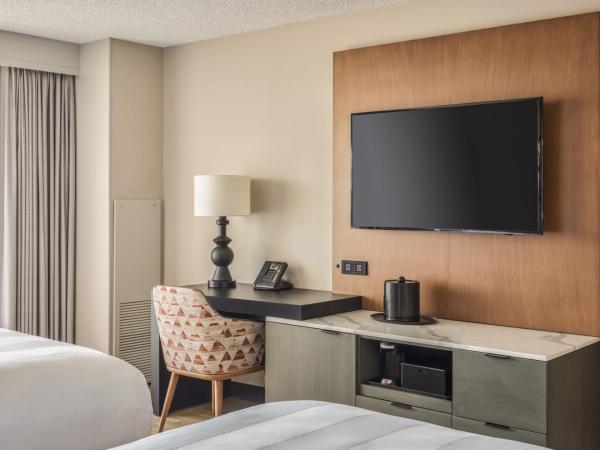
[341,260,368,276]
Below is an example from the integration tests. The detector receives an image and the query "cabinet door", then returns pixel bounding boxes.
[265,322,356,405]
[453,350,547,433]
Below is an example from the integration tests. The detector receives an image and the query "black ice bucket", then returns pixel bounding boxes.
[384,276,420,322]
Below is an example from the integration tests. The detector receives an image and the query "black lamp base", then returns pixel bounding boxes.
[208,279,236,289]
[208,216,237,289]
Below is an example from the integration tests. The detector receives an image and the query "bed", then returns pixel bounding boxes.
[114,400,545,450]
[0,328,152,450]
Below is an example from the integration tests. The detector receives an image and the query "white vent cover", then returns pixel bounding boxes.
[113,200,161,383]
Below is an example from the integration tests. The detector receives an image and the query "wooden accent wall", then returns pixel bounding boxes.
[332,13,600,336]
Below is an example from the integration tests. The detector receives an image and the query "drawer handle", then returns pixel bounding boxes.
[320,329,340,335]
[484,353,512,360]
[485,422,512,430]
[390,402,413,410]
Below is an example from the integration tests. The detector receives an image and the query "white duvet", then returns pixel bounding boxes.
[116,401,545,450]
[0,328,152,450]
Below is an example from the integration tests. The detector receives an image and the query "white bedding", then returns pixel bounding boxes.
[0,328,152,450]
[115,400,545,450]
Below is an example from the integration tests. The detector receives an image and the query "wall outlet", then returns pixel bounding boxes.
[341,260,368,275]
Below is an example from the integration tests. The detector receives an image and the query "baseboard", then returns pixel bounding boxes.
[229,381,265,403]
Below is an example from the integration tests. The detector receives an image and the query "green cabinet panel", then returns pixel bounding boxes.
[265,322,356,405]
[453,350,546,433]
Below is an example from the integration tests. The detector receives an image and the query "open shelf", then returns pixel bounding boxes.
[358,337,453,401]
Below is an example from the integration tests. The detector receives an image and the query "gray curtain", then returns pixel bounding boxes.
[0,66,75,342]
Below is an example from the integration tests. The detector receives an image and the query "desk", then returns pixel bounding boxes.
[188,283,362,320]
[151,283,362,414]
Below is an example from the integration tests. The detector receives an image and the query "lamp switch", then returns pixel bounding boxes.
[341,260,368,275]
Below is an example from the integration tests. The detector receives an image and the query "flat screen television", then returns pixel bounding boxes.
[351,98,543,234]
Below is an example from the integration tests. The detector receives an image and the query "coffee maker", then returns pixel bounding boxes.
[379,341,404,386]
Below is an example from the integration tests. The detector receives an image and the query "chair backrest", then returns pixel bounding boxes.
[152,286,264,376]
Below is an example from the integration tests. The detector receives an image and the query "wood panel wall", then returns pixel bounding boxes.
[332,13,600,336]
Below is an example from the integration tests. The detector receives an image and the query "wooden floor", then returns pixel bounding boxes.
[151,397,258,434]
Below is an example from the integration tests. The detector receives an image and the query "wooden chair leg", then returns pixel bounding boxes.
[211,380,216,415]
[213,380,223,417]
[158,372,179,433]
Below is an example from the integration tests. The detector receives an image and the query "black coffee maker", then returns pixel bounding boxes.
[384,276,420,322]
[380,341,404,386]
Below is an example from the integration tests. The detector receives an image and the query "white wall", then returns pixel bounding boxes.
[0,30,79,75]
[76,39,111,352]
[163,0,600,291]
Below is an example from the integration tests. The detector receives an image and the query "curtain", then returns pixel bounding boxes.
[0,66,75,342]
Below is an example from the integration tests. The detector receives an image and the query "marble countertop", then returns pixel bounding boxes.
[266,309,599,361]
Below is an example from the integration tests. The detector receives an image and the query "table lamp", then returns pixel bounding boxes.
[194,175,250,288]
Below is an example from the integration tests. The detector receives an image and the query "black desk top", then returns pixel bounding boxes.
[186,283,362,320]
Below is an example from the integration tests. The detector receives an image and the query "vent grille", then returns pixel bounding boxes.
[118,300,152,382]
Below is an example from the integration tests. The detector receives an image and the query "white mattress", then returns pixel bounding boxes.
[115,400,545,450]
[0,328,152,450]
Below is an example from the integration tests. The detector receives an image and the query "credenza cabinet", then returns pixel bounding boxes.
[265,320,600,450]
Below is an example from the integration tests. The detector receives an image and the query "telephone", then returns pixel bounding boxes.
[253,261,293,290]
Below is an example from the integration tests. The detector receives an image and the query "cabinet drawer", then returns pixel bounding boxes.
[356,395,452,428]
[452,416,547,447]
[453,350,546,433]
[359,383,452,414]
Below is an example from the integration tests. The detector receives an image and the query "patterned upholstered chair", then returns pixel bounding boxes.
[153,285,265,432]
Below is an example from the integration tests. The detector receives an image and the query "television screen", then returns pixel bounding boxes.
[351,98,543,234]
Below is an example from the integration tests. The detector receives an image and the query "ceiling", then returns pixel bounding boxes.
[0,0,405,47]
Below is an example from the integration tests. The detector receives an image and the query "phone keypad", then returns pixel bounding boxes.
[265,268,277,283]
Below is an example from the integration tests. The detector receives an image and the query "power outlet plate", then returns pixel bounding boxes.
[341,260,368,276]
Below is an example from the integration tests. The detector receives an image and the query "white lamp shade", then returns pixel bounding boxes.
[194,175,251,217]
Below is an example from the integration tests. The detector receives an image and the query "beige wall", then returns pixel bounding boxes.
[163,0,600,290]
[0,30,79,75]
[76,39,163,353]
[110,39,163,200]
[76,39,111,352]
[109,39,163,354]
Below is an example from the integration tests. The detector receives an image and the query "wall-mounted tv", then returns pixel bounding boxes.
[351,98,543,234]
